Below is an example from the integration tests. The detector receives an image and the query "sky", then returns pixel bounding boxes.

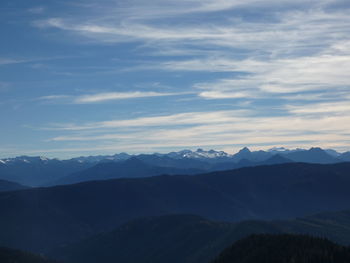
[1,0,350,158]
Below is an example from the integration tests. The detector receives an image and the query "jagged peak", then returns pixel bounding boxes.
[309,147,324,152]
[238,147,251,154]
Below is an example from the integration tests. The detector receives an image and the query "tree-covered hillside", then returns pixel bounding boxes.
[0,247,58,263]
[52,210,350,263]
[211,234,350,263]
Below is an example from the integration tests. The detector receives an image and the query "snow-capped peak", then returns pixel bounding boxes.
[268,147,306,154]
[268,147,288,152]
[39,156,49,161]
[179,149,230,159]
[0,156,52,164]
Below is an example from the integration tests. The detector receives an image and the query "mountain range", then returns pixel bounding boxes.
[54,157,204,185]
[0,156,94,186]
[1,146,350,262]
[1,147,350,186]
[2,162,350,254]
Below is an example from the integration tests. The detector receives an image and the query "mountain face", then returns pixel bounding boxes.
[52,210,350,263]
[340,152,350,162]
[2,162,350,253]
[211,234,350,263]
[70,152,131,163]
[261,154,292,165]
[56,157,204,185]
[0,157,96,186]
[210,154,293,172]
[164,148,230,160]
[132,154,212,169]
[56,154,294,185]
[0,179,28,192]
[231,147,272,162]
[284,147,341,164]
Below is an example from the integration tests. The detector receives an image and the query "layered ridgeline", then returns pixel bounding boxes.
[1,147,349,186]
[2,162,350,253]
[0,156,96,186]
[52,211,350,263]
[55,157,204,185]
[211,234,350,263]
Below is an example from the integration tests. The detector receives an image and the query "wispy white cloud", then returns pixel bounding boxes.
[10,0,350,156]
[36,91,187,104]
[198,90,253,99]
[32,1,350,102]
[33,5,350,56]
[0,58,28,65]
[74,91,183,103]
[28,6,45,14]
[0,56,76,67]
[287,101,350,115]
[45,109,350,154]
[37,95,71,101]
[45,110,251,131]
[191,55,350,101]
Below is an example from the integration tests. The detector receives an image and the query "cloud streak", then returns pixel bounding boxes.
[46,110,251,131]
[0,58,28,66]
[37,91,185,104]
[33,5,350,55]
[33,1,350,104]
[4,0,349,157]
[45,109,350,154]
[74,91,183,103]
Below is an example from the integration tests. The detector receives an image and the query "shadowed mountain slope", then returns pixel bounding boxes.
[1,162,350,253]
[0,157,95,186]
[56,157,204,185]
[340,152,350,162]
[284,147,341,163]
[0,179,28,192]
[53,210,350,263]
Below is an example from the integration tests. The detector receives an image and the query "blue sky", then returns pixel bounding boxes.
[1,0,350,158]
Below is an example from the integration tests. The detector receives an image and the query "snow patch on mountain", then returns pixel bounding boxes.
[165,149,230,159]
[268,147,306,154]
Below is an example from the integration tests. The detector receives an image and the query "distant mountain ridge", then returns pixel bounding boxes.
[1,146,349,186]
[0,157,95,186]
[2,146,349,165]
[55,157,204,185]
[53,153,295,185]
